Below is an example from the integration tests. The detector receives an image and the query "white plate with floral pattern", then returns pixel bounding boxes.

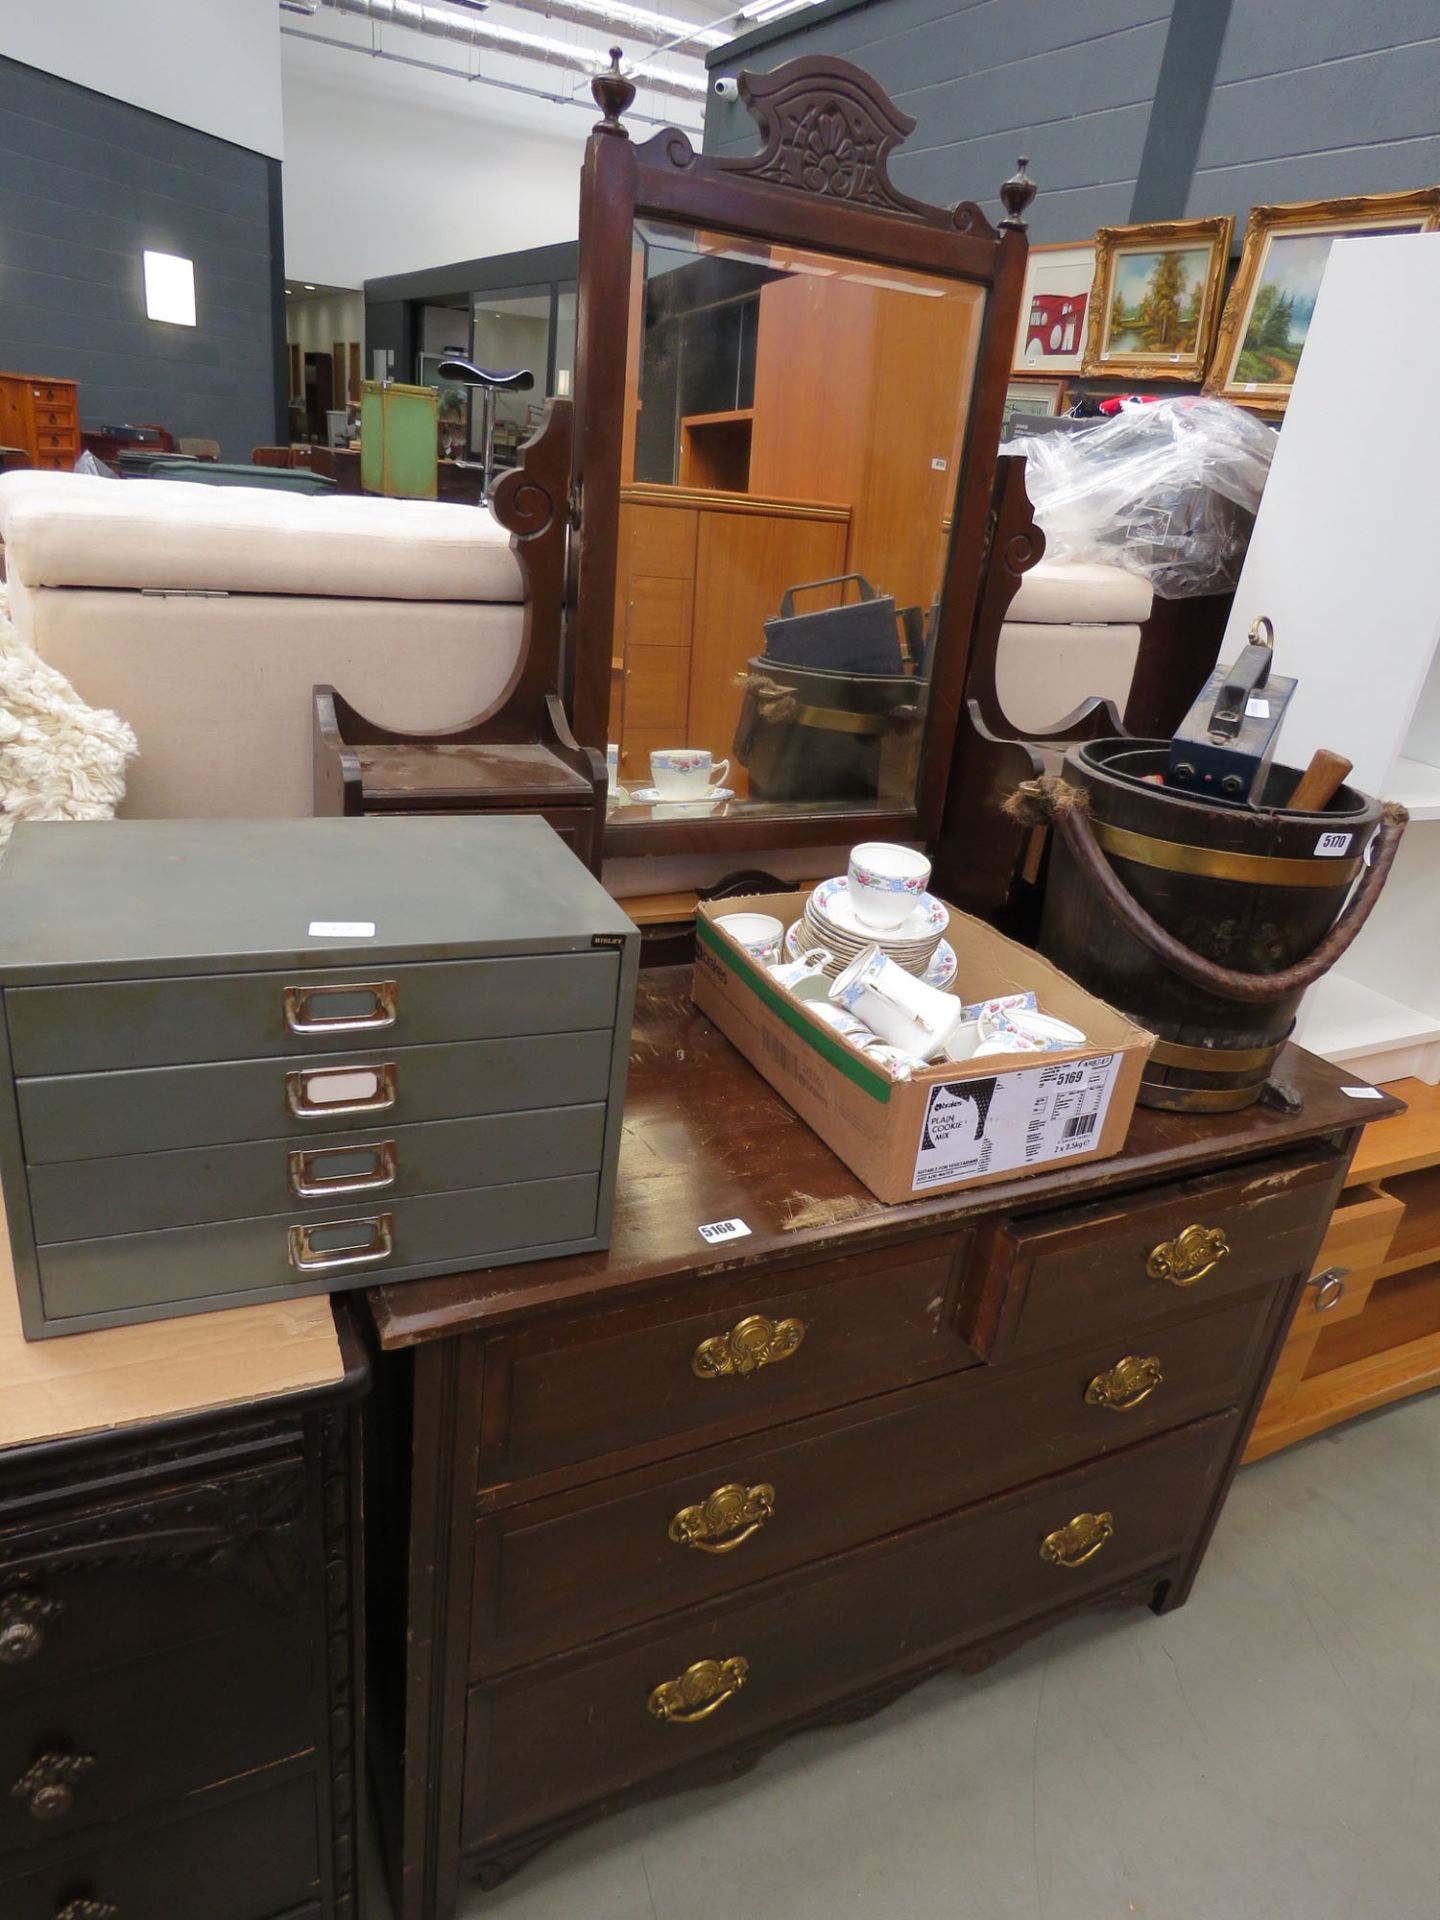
[808,876,947,945]
[787,919,956,987]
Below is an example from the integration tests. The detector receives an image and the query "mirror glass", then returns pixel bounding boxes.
[607,219,986,823]
[470,289,551,470]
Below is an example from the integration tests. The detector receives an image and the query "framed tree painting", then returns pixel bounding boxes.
[1081,217,1233,381]
[1205,189,1440,412]
[1013,242,1096,377]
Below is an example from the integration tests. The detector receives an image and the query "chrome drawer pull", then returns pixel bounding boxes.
[0,1586,62,1664]
[648,1655,749,1725]
[287,1214,394,1274]
[283,980,398,1036]
[669,1483,775,1554]
[1308,1266,1348,1313]
[288,1140,398,1199]
[286,1062,397,1119]
[12,1750,96,1820]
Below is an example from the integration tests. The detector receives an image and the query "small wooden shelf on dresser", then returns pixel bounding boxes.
[1245,1078,1440,1461]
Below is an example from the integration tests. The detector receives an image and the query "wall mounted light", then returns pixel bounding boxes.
[142,250,196,327]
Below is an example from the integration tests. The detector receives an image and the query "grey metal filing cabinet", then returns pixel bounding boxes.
[0,816,638,1337]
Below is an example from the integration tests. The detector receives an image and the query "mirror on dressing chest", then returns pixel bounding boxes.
[568,54,1037,860]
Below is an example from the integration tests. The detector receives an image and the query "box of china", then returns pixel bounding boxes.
[692,891,1155,1205]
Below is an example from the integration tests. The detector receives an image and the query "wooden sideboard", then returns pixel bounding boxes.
[0,1277,367,1920]
[0,374,79,473]
[364,967,1392,1919]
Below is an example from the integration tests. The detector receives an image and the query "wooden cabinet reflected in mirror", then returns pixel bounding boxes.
[571,53,1035,856]
[609,222,987,822]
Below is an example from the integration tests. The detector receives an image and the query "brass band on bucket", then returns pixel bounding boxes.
[1092,820,1362,888]
[1140,1080,1266,1113]
[1148,1035,1286,1073]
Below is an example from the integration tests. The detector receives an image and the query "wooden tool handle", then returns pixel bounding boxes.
[1289,749,1352,813]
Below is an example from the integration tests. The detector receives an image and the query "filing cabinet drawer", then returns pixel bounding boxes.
[0,1625,310,1857]
[978,1147,1344,1357]
[0,1772,321,1920]
[18,1028,615,1162]
[470,1295,1266,1672]
[6,950,620,1073]
[37,1171,601,1324]
[0,1460,307,1704]
[478,1235,977,1490]
[29,1102,607,1240]
[463,1413,1232,1845]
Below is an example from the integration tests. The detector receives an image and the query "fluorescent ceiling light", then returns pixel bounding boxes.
[304,283,317,291]
[142,250,196,327]
[738,0,817,23]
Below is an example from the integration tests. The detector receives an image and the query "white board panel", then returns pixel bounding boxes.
[1218,233,1440,796]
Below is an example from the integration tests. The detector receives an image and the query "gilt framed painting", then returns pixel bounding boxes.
[1081,217,1233,382]
[1013,242,1096,377]
[1205,189,1440,412]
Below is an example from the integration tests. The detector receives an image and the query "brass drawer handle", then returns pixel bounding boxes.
[692,1314,804,1379]
[1041,1511,1115,1569]
[288,1140,397,1199]
[0,1587,62,1664]
[12,1751,96,1820]
[1085,1355,1163,1412]
[648,1655,749,1725]
[669,1483,775,1554]
[1146,1223,1230,1287]
[1308,1265,1348,1313]
[287,1214,394,1275]
[57,1902,120,1920]
[283,980,398,1036]
[285,1061,397,1119]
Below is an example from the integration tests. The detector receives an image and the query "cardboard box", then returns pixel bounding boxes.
[692,893,1154,1205]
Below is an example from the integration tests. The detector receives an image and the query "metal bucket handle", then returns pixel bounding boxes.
[1009,777,1409,1005]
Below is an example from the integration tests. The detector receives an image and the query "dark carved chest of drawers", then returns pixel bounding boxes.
[364,968,1392,1919]
[0,1311,367,1920]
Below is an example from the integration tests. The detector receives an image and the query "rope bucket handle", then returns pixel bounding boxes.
[1008,777,1409,1005]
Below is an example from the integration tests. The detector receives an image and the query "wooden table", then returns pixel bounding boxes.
[365,967,1395,1919]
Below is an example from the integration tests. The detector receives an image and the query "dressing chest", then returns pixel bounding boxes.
[0,817,637,1337]
[364,967,1394,1918]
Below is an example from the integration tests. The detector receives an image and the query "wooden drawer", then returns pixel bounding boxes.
[624,573,693,649]
[32,407,74,430]
[0,1625,310,1857]
[626,504,697,577]
[6,951,619,1074]
[463,1413,1232,1846]
[36,1170,601,1323]
[0,1460,307,1706]
[29,1103,606,1241]
[976,1147,1344,1357]
[17,1028,615,1162]
[478,1235,977,1490]
[471,1296,1269,1673]
[28,384,73,407]
[623,643,690,732]
[0,1772,321,1920]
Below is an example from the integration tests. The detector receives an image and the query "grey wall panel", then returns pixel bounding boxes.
[0,56,281,458]
[707,0,1172,243]
[1186,11,1440,220]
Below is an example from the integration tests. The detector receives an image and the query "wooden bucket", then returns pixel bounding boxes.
[1029,740,1404,1112]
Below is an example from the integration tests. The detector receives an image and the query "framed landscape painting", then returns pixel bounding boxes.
[1206,189,1440,412]
[1081,217,1233,380]
[1013,242,1096,376]
[1002,378,1066,430]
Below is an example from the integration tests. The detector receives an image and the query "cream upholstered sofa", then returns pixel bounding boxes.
[0,471,524,817]
[995,559,1153,733]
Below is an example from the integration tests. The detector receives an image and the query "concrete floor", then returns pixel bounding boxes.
[366,1389,1440,1920]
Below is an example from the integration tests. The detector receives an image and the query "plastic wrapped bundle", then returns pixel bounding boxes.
[1010,398,1278,599]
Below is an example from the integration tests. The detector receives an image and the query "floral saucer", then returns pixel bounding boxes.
[809,875,947,944]
[628,785,735,805]
[786,920,956,987]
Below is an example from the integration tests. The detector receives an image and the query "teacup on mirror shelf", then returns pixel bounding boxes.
[847,842,933,932]
[715,911,784,964]
[830,943,961,1062]
[647,749,730,799]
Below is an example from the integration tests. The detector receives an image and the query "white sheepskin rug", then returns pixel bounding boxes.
[0,581,138,847]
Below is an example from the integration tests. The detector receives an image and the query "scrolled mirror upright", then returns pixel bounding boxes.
[570,52,1034,855]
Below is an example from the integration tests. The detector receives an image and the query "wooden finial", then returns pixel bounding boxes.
[999,155,1037,230]
[592,46,636,133]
